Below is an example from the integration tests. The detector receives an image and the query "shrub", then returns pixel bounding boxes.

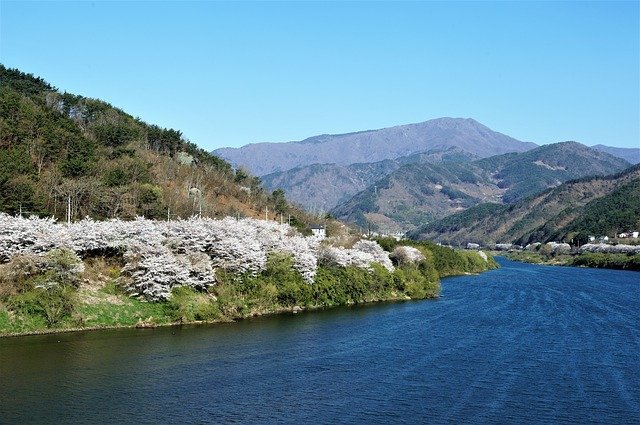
[166,286,220,322]
[390,246,426,266]
[0,253,45,297]
[44,248,85,287]
[8,284,75,327]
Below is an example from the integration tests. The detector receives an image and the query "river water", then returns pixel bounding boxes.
[1,258,639,424]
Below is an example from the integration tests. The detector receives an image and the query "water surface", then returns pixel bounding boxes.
[1,258,639,424]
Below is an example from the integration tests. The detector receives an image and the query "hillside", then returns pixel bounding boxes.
[215,117,537,176]
[591,145,640,165]
[0,65,311,227]
[261,147,478,212]
[473,141,629,202]
[331,142,630,232]
[409,164,640,246]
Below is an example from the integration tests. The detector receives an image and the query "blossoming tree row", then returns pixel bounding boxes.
[0,214,397,301]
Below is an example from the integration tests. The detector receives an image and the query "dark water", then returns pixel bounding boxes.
[1,258,639,424]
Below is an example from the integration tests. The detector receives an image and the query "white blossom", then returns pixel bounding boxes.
[579,243,640,255]
[0,213,396,300]
[390,246,425,265]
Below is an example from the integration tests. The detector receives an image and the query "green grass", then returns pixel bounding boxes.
[76,298,172,328]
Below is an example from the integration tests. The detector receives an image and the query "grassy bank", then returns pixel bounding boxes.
[504,250,640,271]
[0,243,496,337]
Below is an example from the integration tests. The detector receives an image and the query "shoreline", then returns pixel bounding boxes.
[0,294,420,339]
[499,251,640,272]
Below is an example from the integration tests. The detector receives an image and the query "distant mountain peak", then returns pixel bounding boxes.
[214,117,537,176]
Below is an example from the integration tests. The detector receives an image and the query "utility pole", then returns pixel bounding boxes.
[67,195,71,225]
[167,207,171,221]
[265,206,268,221]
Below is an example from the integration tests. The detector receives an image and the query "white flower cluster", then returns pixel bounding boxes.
[0,214,392,301]
[122,243,214,300]
[390,246,425,265]
[545,242,571,254]
[318,240,395,272]
[579,243,640,255]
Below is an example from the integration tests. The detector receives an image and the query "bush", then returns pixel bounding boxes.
[570,252,640,271]
[44,248,85,287]
[166,286,220,322]
[0,249,83,328]
[8,284,75,327]
[0,253,45,297]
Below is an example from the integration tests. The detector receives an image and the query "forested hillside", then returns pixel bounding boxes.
[330,142,630,233]
[0,65,305,225]
[409,164,640,246]
[261,147,478,213]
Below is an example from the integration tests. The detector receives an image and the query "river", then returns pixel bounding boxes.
[1,258,639,424]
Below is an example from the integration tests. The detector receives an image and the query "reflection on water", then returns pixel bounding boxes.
[1,258,639,424]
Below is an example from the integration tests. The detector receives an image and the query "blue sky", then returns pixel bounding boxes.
[1,1,638,150]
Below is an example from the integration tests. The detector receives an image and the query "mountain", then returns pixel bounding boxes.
[261,147,478,212]
[591,144,640,165]
[215,117,537,176]
[0,65,313,227]
[408,164,640,246]
[331,142,631,233]
[473,141,629,202]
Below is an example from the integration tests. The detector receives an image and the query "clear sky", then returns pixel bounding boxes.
[1,1,638,150]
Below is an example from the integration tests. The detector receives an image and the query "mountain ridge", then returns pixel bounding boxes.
[408,163,640,246]
[214,117,537,176]
[330,142,631,233]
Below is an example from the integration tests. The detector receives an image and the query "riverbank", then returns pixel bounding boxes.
[503,250,640,271]
[0,241,498,337]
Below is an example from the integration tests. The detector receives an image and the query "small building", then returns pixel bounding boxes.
[310,225,326,239]
[632,231,639,239]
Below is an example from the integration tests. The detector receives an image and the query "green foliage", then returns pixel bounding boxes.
[75,297,172,328]
[166,286,221,322]
[271,188,288,214]
[0,248,83,328]
[565,179,640,237]
[44,249,85,287]
[94,123,141,147]
[0,242,498,336]
[375,237,498,276]
[103,167,130,187]
[569,252,640,271]
[8,285,75,327]
[209,250,444,321]
[0,64,241,220]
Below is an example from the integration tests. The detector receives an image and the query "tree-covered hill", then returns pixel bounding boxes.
[330,141,630,233]
[409,164,640,246]
[0,65,308,225]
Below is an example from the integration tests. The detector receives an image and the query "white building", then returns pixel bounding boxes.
[310,224,326,239]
